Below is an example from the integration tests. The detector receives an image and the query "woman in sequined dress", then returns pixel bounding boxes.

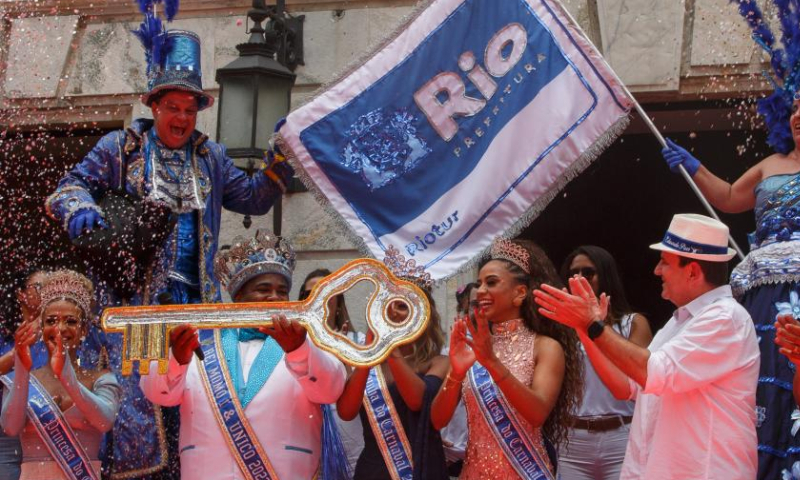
[431,239,582,479]
[336,288,449,480]
[1,270,121,479]
[662,98,800,478]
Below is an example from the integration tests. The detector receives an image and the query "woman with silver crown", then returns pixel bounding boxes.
[336,246,449,480]
[661,2,800,477]
[431,239,582,480]
[0,270,121,480]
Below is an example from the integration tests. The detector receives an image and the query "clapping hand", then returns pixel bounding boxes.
[46,330,65,379]
[775,314,800,365]
[463,307,500,370]
[14,320,38,371]
[534,276,609,333]
[448,315,476,379]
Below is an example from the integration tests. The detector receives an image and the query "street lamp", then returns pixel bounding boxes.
[216,0,303,231]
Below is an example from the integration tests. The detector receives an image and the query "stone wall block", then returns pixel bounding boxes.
[4,15,79,98]
[690,0,755,67]
[597,0,685,90]
[294,6,412,87]
[279,191,359,251]
[67,21,146,96]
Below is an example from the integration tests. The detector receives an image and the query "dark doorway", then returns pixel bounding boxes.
[0,124,118,292]
[523,104,765,330]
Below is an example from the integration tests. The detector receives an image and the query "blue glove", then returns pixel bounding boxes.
[67,208,106,240]
[661,138,701,177]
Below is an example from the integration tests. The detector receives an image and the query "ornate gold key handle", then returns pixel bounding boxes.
[101,258,430,375]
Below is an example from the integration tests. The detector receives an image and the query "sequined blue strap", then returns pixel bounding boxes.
[197,329,279,480]
[468,363,554,480]
[362,368,414,480]
[0,372,100,480]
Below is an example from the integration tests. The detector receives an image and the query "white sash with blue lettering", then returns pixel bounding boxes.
[197,329,279,480]
[362,368,414,480]
[468,363,555,480]
[0,371,100,480]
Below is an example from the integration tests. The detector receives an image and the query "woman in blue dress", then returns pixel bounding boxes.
[663,98,800,478]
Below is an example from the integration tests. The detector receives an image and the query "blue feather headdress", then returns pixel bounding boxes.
[132,0,179,81]
[730,0,800,154]
[131,0,214,110]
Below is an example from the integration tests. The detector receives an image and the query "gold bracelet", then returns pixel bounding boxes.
[442,372,464,392]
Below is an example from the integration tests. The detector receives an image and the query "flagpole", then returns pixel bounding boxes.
[627,101,746,260]
[548,0,746,261]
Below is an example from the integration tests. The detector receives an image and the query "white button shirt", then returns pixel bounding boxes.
[140,334,346,480]
[620,285,759,480]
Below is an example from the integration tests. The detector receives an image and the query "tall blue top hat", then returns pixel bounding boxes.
[133,0,214,110]
[141,31,214,110]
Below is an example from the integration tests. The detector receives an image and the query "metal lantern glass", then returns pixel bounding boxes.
[216,56,295,165]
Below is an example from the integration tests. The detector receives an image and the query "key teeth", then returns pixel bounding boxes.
[139,359,150,375]
[121,360,133,377]
[158,359,169,375]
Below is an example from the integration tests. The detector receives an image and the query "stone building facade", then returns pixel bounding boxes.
[0,0,774,326]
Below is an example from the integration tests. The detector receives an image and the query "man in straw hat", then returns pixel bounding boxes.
[44,5,292,477]
[533,214,759,479]
[140,229,346,480]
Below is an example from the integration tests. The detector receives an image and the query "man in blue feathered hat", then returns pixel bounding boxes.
[44,4,292,478]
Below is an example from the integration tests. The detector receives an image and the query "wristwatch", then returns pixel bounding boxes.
[587,320,605,341]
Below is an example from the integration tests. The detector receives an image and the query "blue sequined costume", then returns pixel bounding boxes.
[731,172,800,479]
[45,118,292,479]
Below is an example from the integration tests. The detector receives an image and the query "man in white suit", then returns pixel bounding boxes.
[141,229,346,480]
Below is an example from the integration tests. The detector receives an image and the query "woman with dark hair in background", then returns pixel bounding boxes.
[557,246,652,480]
[0,267,49,480]
[299,268,352,333]
[432,239,582,479]
[299,267,362,478]
[337,247,449,480]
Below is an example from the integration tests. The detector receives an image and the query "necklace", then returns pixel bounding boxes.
[491,318,524,335]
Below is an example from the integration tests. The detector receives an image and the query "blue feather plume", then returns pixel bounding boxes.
[729,0,800,153]
[132,12,167,75]
[164,0,179,21]
[135,0,152,14]
[131,0,180,77]
[757,90,794,154]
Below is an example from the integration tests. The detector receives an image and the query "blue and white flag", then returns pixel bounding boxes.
[279,0,633,279]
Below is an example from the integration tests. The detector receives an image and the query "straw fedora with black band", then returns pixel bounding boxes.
[649,213,737,262]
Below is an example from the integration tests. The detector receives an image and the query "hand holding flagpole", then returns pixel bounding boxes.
[549,0,746,261]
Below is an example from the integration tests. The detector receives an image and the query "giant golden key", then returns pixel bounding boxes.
[101,259,430,375]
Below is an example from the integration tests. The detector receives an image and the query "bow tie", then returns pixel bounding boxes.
[238,328,268,342]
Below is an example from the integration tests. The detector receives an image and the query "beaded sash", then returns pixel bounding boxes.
[0,372,100,480]
[362,368,414,480]
[468,363,554,480]
[197,329,279,480]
